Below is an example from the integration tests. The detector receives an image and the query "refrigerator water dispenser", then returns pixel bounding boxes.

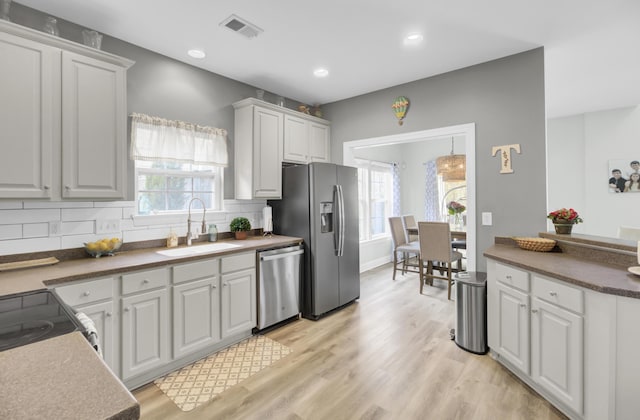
[320,202,333,233]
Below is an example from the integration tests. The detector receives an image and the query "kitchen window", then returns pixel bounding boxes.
[130,113,228,216]
[135,161,222,215]
[356,159,393,241]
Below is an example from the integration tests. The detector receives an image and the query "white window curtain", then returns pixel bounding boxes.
[129,113,228,167]
[424,160,440,221]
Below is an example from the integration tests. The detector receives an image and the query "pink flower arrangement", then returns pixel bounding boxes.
[447,201,466,215]
[547,208,583,224]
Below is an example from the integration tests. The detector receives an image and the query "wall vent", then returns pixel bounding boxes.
[220,14,263,39]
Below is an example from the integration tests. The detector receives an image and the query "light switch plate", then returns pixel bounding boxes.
[49,221,62,237]
[96,219,121,234]
[482,212,493,226]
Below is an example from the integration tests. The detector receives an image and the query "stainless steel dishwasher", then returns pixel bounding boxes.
[257,245,304,330]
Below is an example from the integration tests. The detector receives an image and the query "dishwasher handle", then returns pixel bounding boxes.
[260,249,304,262]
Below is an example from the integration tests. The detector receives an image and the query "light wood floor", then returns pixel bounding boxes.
[133,264,567,420]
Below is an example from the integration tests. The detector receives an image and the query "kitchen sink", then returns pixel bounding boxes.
[156,242,241,257]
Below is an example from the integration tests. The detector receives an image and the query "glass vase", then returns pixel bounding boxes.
[553,223,573,234]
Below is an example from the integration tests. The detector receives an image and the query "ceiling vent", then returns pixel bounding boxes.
[220,14,263,39]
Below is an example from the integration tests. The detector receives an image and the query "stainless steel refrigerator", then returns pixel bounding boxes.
[268,162,360,319]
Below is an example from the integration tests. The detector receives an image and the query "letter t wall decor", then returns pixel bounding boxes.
[491,144,521,174]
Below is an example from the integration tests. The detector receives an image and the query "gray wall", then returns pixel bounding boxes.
[323,49,547,271]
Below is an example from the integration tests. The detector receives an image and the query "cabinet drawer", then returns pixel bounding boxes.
[121,267,168,295]
[495,262,530,292]
[173,258,219,284]
[221,252,255,273]
[55,277,113,306]
[532,274,583,314]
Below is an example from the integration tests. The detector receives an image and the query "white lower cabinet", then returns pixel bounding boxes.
[221,269,255,337]
[494,281,530,374]
[54,251,257,388]
[54,276,117,372]
[77,300,115,369]
[488,259,584,418]
[221,252,257,338]
[121,287,169,381]
[531,297,583,413]
[172,258,221,359]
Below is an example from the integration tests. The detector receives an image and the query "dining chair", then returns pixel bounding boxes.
[402,214,419,242]
[389,217,420,280]
[418,221,463,300]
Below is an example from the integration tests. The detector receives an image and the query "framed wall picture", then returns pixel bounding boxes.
[608,159,640,193]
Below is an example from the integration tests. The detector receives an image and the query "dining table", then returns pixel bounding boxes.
[406,226,467,241]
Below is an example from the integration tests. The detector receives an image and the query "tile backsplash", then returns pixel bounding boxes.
[0,199,267,256]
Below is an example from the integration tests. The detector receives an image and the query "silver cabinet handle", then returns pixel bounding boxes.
[549,291,557,296]
[143,279,149,284]
[506,275,512,280]
[83,291,90,297]
[65,185,70,190]
[43,185,50,190]
[124,307,130,312]
[531,309,538,313]
[223,283,227,287]
[519,303,526,308]
[106,312,112,317]
[212,284,217,289]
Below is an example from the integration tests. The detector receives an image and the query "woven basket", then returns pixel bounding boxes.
[512,237,556,252]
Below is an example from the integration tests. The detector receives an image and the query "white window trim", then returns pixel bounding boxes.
[356,158,393,242]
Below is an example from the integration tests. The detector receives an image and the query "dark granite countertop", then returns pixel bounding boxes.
[484,243,640,299]
[0,235,302,296]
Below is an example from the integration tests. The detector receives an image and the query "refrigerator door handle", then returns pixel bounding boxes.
[335,184,346,256]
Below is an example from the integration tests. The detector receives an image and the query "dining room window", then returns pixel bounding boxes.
[356,159,394,241]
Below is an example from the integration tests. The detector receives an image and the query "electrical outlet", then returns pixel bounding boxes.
[96,219,121,234]
[49,221,62,237]
[482,212,493,226]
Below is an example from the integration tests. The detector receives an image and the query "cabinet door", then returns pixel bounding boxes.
[221,268,256,337]
[252,107,283,198]
[77,300,116,372]
[531,297,583,414]
[495,282,530,374]
[283,114,308,163]
[121,288,169,380]
[61,51,126,199]
[173,277,221,359]
[308,121,330,162]
[0,32,57,198]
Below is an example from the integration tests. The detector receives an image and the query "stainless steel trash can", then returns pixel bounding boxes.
[453,271,488,354]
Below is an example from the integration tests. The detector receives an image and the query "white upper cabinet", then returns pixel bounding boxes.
[61,51,127,199]
[234,98,331,199]
[234,101,283,199]
[283,114,330,164]
[0,21,133,200]
[0,31,57,198]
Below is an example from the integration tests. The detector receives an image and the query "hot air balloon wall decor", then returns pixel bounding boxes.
[392,96,410,125]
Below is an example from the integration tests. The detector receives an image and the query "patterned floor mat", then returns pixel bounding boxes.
[153,335,292,412]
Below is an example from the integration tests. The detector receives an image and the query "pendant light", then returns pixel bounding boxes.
[436,137,466,181]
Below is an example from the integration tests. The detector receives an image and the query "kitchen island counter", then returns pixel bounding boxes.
[0,332,139,420]
[484,243,640,299]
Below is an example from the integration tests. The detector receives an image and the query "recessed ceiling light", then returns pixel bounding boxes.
[188,49,206,59]
[313,68,329,78]
[404,32,424,45]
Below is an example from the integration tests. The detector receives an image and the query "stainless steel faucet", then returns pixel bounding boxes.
[186,197,207,246]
